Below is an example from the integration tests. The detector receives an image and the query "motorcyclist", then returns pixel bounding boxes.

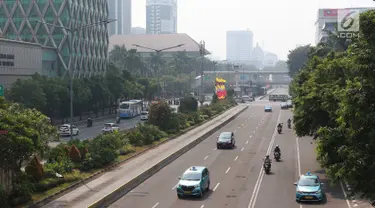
[274,145,281,157]
[277,123,283,131]
[263,155,272,168]
[116,116,120,123]
[87,117,93,126]
[287,118,291,125]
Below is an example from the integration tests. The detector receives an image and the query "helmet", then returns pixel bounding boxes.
[266,155,269,158]
[276,145,279,148]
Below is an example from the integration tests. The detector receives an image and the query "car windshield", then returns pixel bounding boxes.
[104,124,112,128]
[141,112,148,115]
[119,104,129,109]
[219,133,231,141]
[181,172,201,181]
[60,125,69,129]
[298,178,319,186]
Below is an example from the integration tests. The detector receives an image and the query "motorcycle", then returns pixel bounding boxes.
[274,152,281,161]
[288,123,291,129]
[87,120,93,127]
[264,162,271,174]
[116,117,121,124]
[277,126,282,134]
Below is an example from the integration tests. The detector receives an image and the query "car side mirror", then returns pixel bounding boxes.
[320,183,324,185]
[178,176,181,179]
[293,182,297,186]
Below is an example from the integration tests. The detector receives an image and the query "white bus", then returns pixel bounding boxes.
[118,100,143,118]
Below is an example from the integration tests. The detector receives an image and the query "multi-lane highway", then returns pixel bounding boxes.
[109,88,357,208]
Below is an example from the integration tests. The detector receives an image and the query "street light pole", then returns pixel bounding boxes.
[199,41,206,106]
[37,19,116,140]
[132,44,185,99]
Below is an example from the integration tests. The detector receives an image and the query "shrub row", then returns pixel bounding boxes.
[4,96,235,207]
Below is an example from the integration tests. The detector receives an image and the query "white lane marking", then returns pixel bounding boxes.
[172,182,179,190]
[249,135,252,138]
[213,148,217,151]
[241,147,244,151]
[234,156,238,161]
[234,130,237,133]
[213,183,220,191]
[246,140,249,144]
[152,202,159,208]
[296,137,301,175]
[340,181,353,208]
[256,126,258,129]
[296,137,303,208]
[253,130,255,133]
[204,155,209,160]
[200,205,205,208]
[225,167,231,174]
[242,123,244,126]
[247,111,282,208]
[238,126,241,128]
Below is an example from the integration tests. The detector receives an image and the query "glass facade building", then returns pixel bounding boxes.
[0,0,109,78]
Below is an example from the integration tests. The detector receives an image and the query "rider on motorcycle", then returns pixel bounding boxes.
[116,116,121,123]
[287,118,291,125]
[263,155,272,168]
[277,123,283,131]
[274,145,281,157]
[87,117,93,126]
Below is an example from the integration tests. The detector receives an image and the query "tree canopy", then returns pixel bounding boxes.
[289,10,375,202]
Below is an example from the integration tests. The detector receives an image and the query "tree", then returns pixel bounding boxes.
[290,10,375,202]
[69,144,82,163]
[25,155,44,181]
[148,100,173,131]
[0,98,57,176]
[179,96,198,113]
[287,45,312,77]
[6,78,46,111]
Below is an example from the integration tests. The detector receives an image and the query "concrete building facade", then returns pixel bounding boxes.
[146,0,177,34]
[226,30,253,64]
[108,0,132,36]
[0,0,109,78]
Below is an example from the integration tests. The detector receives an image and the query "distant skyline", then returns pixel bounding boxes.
[132,0,375,60]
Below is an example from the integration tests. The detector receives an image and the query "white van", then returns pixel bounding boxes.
[140,111,149,120]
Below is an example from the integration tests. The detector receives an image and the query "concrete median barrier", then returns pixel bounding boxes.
[87,105,248,208]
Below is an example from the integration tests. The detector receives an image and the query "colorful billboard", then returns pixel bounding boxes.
[215,77,227,100]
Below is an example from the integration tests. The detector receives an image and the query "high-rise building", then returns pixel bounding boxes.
[108,0,132,36]
[226,30,253,64]
[315,8,374,44]
[0,0,109,78]
[146,0,177,34]
[131,27,146,35]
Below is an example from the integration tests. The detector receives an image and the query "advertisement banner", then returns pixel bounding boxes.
[215,77,227,100]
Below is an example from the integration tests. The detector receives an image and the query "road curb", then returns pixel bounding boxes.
[30,105,239,208]
[87,105,248,208]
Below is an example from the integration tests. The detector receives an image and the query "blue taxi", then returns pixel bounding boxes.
[294,172,325,202]
[264,105,272,112]
[176,166,210,198]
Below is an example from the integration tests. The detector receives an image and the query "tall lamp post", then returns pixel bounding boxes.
[199,41,206,106]
[132,44,185,99]
[37,19,116,140]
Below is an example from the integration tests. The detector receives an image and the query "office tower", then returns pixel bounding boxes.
[146,0,177,34]
[226,30,253,63]
[0,0,110,77]
[108,0,132,36]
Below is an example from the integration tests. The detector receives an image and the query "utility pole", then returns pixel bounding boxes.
[199,40,206,106]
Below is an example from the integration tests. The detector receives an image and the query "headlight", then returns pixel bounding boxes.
[194,184,200,188]
[297,191,303,194]
[315,189,321,194]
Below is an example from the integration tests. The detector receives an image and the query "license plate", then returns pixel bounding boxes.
[184,191,192,194]
[305,196,313,199]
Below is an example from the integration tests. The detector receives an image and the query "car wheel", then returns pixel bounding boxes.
[217,145,220,149]
[198,190,203,198]
[206,181,210,191]
[76,131,79,135]
[177,193,182,198]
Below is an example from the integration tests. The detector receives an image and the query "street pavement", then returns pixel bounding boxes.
[108,88,363,208]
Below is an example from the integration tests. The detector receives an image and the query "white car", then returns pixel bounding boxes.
[102,123,120,133]
[58,124,79,136]
[140,111,149,120]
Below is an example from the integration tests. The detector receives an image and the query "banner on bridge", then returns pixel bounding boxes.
[215,77,227,100]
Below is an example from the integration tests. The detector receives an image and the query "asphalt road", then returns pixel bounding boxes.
[108,88,358,208]
[58,116,143,142]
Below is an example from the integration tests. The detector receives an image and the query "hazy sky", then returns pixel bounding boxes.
[132,0,375,61]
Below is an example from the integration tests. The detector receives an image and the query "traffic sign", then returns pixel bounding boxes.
[0,85,3,97]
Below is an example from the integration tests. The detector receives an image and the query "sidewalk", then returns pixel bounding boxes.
[42,105,246,208]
